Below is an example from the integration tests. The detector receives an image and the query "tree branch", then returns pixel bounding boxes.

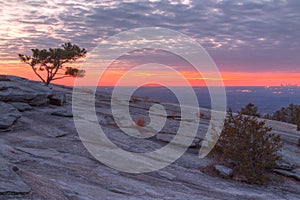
[49,63,62,82]
[24,61,46,84]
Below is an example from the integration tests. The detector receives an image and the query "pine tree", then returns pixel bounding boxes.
[19,42,87,86]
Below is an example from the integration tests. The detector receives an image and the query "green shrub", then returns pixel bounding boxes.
[214,109,282,185]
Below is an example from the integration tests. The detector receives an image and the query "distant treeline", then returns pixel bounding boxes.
[264,104,300,125]
[241,103,300,129]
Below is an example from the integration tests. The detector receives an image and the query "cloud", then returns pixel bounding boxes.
[0,0,299,73]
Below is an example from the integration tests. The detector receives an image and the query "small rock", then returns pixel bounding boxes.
[214,164,233,178]
[0,102,22,129]
[49,92,66,106]
[9,102,32,112]
[51,109,73,117]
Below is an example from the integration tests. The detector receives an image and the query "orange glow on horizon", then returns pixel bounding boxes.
[1,62,300,87]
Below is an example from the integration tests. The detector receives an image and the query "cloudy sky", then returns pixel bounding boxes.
[0,0,299,86]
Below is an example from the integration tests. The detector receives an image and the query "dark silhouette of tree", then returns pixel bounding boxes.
[240,103,261,117]
[19,42,87,86]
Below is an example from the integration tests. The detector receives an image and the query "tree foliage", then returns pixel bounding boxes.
[268,104,300,123]
[265,104,300,130]
[19,42,87,85]
[240,103,261,117]
[214,108,282,185]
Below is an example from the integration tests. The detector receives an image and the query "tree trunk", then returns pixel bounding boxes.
[45,78,51,86]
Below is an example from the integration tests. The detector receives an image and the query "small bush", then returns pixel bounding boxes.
[214,109,282,185]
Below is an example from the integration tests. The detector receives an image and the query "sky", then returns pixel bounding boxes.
[0,0,299,86]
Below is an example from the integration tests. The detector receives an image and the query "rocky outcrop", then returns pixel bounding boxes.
[0,75,66,107]
[0,75,300,199]
[0,75,52,106]
[0,75,65,130]
[214,164,233,178]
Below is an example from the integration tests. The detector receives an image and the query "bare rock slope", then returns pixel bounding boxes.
[0,75,300,199]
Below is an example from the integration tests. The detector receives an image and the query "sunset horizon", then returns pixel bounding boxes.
[1,62,299,87]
